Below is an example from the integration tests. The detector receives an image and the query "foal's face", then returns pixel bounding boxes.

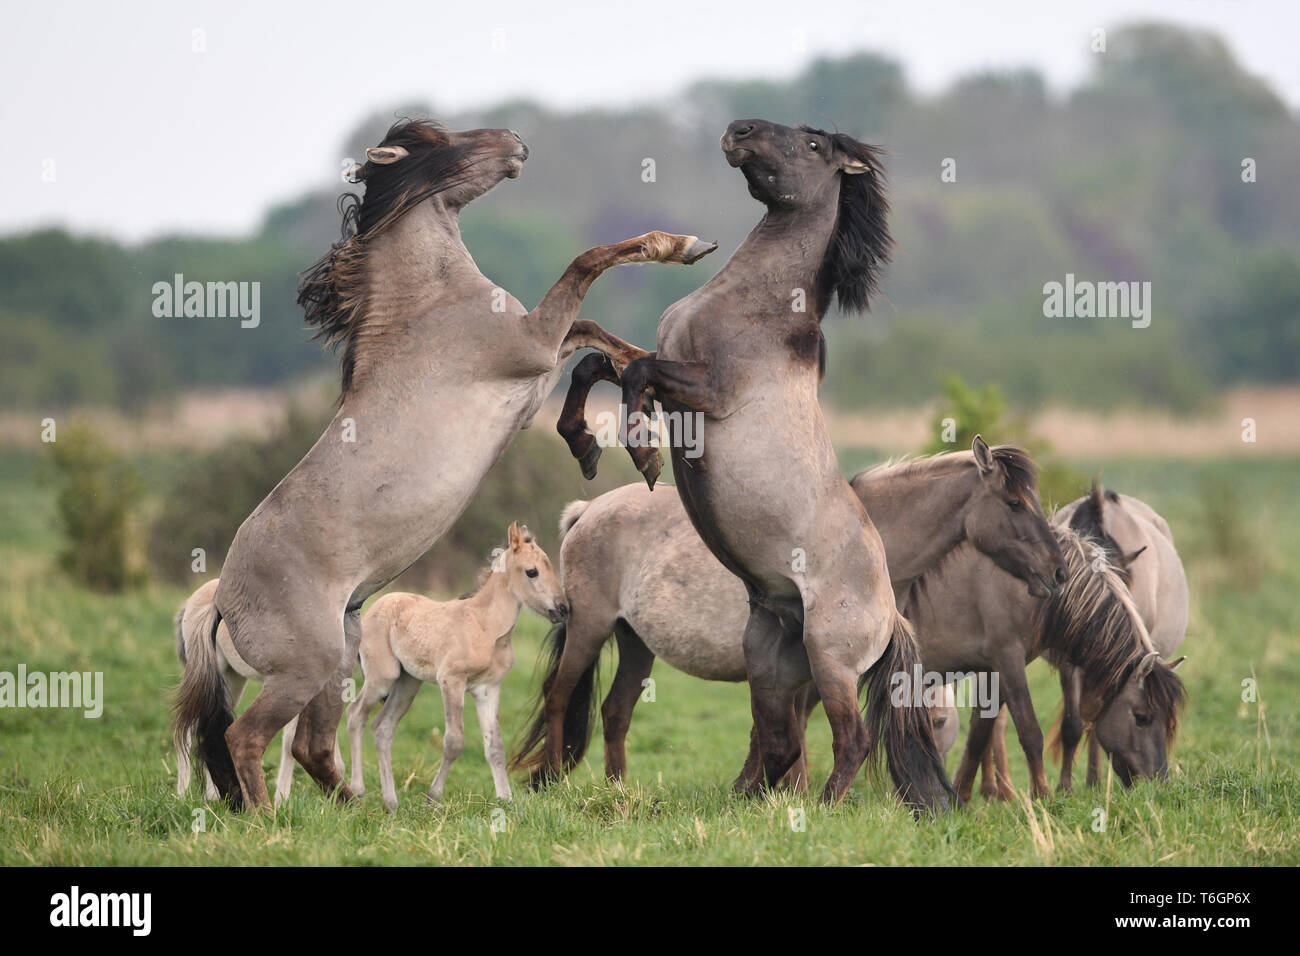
[963,439,1066,598]
[504,522,568,624]
[720,119,870,210]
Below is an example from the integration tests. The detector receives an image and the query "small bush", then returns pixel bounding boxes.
[47,423,143,591]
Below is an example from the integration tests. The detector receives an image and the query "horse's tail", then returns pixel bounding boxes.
[862,611,958,814]
[172,593,242,808]
[558,499,591,539]
[510,621,602,788]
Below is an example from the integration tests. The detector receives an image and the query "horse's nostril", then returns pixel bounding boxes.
[730,122,756,139]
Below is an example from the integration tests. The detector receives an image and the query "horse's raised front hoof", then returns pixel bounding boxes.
[578,441,602,480]
[678,237,718,265]
[634,447,662,490]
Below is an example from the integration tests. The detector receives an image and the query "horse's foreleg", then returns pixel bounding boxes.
[954,707,999,804]
[528,233,716,345]
[619,357,718,489]
[557,352,620,480]
[1057,666,1084,793]
[994,655,1051,799]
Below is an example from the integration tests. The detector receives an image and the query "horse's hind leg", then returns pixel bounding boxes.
[601,621,656,781]
[372,671,422,811]
[290,611,361,801]
[1085,731,1104,786]
[274,716,298,805]
[738,604,809,796]
[994,652,1050,799]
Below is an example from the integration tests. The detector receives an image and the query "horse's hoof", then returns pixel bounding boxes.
[383,797,398,811]
[638,449,662,490]
[578,441,602,480]
[679,237,718,265]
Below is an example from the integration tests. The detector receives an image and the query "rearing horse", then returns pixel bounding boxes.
[174,120,715,809]
[561,119,954,811]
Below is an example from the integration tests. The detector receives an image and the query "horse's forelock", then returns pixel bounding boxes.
[809,129,891,315]
[1139,658,1187,746]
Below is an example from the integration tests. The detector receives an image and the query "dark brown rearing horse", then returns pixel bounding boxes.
[559,120,954,811]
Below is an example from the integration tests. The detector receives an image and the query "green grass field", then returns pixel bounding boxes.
[1,448,1296,865]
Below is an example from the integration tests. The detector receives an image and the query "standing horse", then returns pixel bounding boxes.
[935,525,1186,801]
[561,120,954,809]
[174,119,715,809]
[513,440,1065,790]
[346,523,565,808]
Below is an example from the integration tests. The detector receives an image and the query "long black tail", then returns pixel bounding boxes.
[172,599,242,808]
[862,612,958,814]
[510,623,602,788]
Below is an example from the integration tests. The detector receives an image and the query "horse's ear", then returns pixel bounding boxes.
[1167,655,1187,672]
[365,145,410,165]
[1120,545,1148,568]
[840,155,872,175]
[507,521,522,550]
[971,435,995,475]
[1134,651,1161,688]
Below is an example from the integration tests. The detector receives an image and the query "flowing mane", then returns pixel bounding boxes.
[800,126,891,315]
[1037,526,1185,743]
[296,119,476,395]
[850,445,1039,501]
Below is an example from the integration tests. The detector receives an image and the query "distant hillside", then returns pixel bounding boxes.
[3,22,1297,413]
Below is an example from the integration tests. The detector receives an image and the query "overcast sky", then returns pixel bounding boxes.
[3,0,1295,242]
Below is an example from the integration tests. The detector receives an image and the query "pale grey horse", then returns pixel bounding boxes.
[514,439,1065,791]
[174,119,715,809]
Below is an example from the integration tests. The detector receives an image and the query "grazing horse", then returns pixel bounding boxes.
[560,120,964,809]
[513,440,1065,790]
[346,523,565,809]
[935,525,1186,801]
[1050,486,1189,788]
[172,579,340,805]
[174,119,715,810]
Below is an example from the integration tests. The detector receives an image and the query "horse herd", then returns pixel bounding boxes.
[173,117,1188,817]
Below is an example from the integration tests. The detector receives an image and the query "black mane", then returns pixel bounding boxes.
[801,126,892,316]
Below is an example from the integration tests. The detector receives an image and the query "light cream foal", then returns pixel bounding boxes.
[347,522,566,809]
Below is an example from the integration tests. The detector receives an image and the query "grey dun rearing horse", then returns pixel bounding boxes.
[563,119,954,810]
[174,119,715,809]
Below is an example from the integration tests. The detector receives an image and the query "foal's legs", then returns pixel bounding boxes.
[428,678,468,803]
[372,671,422,811]
[601,621,656,781]
[1057,666,1085,792]
[470,683,511,802]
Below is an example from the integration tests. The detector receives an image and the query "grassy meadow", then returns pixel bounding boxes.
[0,447,1297,866]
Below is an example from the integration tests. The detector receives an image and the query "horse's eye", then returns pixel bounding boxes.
[525,568,539,579]
[1008,499,1022,511]
[1134,712,1152,727]
[808,141,819,151]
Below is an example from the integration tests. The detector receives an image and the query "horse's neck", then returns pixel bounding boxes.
[362,201,485,337]
[469,567,521,639]
[859,462,974,585]
[710,202,839,313]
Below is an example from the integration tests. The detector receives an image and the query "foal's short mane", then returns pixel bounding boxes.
[1037,526,1184,742]
[800,126,891,316]
[297,119,475,395]
[851,445,1039,501]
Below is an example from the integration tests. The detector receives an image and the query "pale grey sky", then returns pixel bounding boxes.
[3,0,1296,241]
